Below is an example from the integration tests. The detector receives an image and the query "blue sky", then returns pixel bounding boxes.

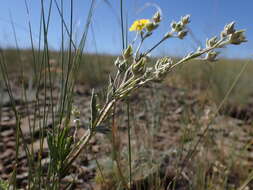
[0,0,252,58]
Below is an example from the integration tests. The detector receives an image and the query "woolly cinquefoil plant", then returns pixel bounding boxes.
[63,12,247,177]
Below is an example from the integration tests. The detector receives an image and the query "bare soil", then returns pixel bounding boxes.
[0,81,253,189]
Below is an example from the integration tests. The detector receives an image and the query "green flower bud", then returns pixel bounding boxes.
[178,30,188,39]
[206,36,218,48]
[225,22,236,35]
[145,22,159,32]
[131,57,147,76]
[171,15,190,33]
[170,21,177,30]
[221,22,236,38]
[229,30,247,45]
[155,57,172,70]
[153,11,161,23]
[115,57,128,72]
[205,51,219,62]
[181,14,190,25]
[123,45,133,60]
[220,31,227,38]
[174,22,184,32]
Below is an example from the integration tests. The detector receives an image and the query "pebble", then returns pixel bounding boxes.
[0,149,15,160]
[1,116,10,122]
[1,129,14,137]
[6,141,16,149]
[91,145,99,153]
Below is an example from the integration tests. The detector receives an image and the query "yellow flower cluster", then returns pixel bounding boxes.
[129,19,150,31]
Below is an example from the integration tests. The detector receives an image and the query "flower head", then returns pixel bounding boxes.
[129,19,150,31]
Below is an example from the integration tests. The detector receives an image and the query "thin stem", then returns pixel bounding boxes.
[135,36,144,58]
[170,39,227,70]
[120,0,125,50]
[95,157,106,185]
[143,36,168,56]
[63,99,116,173]
[127,100,132,187]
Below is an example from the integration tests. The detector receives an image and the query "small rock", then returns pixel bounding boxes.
[4,165,13,174]
[1,173,9,179]
[0,149,14,160]
[0,122,16,131]
[1,129,14,137]
[1,116,10,122]
[3,136,15,143]
[92,145,99,153]
[16,172,28,180]
[6,141,16,149]
[2,99,24,107]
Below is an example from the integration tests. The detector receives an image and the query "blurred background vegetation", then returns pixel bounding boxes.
[2,48,252,119]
